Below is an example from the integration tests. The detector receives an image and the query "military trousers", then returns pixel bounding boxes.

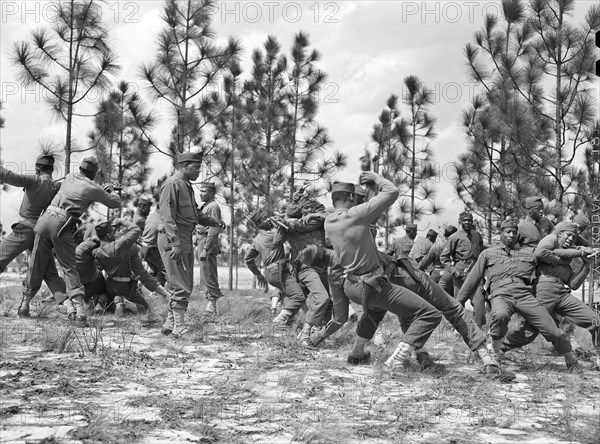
[158,232,194,311]
[436,269,454,296]
[393,267,485,352]
[490,290,571,355]
[1,222,67,300]
[198,241,223,301]
[455,277,486,327]
[343,276,442,349]
[272,267,307,314]
[298,267,331,326]
[140,245,166,286]
[106,279,150,313]
[502,281,599,351]
[26,212,83,300]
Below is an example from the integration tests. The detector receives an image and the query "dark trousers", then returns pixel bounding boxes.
[344,277,442,349]
[455,276,486,327]
[502,282,599,351]
[26,212,82,299]
[158,232,194,311]
[393,267,485,351]
[140,246,166,286]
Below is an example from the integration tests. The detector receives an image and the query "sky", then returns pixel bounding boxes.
[0,0,597,236]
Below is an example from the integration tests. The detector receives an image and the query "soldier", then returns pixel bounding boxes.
[300,244,516,381]
[244,209,307,326]
[440,211,486,327]
[501,222,600,370]
[91,219,170,316]
[418,225,458,295]
[24,156,121,322]
[572,212,591,247]
[324,173,442,373]
[197,182,224,317]
[74,225,107,308]
[157,152,222,338]
[0,153,69,316]
[391,223,417,259]
[458,219,581,371]
[518,196,555,247]
[139,201,166,286]
[279,198,331,346]
[409,229,438,264]
[133,197,153,230]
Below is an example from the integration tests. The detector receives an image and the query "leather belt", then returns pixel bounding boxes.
[45,205,69,217]
[494,276,533,288]
[109,276,133,283]
[345,266,384,284]
[538,275,568,286]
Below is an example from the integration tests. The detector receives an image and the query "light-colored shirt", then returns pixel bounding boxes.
[325,177,399,276]
[0,167,60,222]
[51,173,120,217]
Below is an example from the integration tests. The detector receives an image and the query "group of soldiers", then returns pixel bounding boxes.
[1,151,599,379]
[0,152,224,338]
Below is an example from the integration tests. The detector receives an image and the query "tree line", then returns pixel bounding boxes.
[3,0,599,282]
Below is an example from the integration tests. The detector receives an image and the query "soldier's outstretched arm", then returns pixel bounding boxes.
[457,253,486,302]
[536,235,582,264]
[0,166,37,188]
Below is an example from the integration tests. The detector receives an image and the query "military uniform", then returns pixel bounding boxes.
[139,211,166,286]
[244,218,306,317]
[408,231,435,265]
[391,226,417,260]
[459,220,572,365]
[440,216,485,326]
[418,225,457,295]
[25,157,120,321]
[92,221,152,313]
[157,154,221,335]
[0,157,68,315]
[325,177,441,368]
[75,237,107,303]
[197,183,223,305]
[502,225,600,354]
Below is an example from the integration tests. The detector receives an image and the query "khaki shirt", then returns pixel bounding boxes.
[392,235,414,259]
[139,212,161,247]
[51,174,120,217]
[459,244,537,300]
[244,229,285,275]
[418,238,447,271]
[325,176,399,276]
[409,236,433,263]
[158,171,218,246]
[92,222,141,277]
[440,228,484,276]
[536,233,583,284]
[197,200,222,254]
[0,167,60,222]
[518,216,554,247]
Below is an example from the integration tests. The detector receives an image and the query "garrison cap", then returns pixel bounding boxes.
[500,219,518,230]
[249,209,266,225]
[405,223,418,231]
[524,196,544,209]
[80,156,99,172]
[95,220,113,238]
[177,152,203,165]
[201,182,216,191]
[35,154,55,167]
[553,221,578,234]
[444,225,458,238]
[286,203,302,218]
[427,229,438,237]
[459,211,473,221]
[331,182,355,194]
[573,213,590,229]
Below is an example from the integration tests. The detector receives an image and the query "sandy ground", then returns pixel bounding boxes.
[0,277,599,444]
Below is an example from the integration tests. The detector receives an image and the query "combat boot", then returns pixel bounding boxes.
[17,294,33,318]
[483,364,517,382]
[384,342,415,373]
[270,295,280,316]
[347,336,371,365]
[161,308,174,336]
[63,298,76,321]
[171,308,189,338]
[114,296,125,317]
[415,349,446,374]
[205,300,218,322]
[71,296,87,324]
[297,323,313,347]
[272,309,293,327]
[564,352,583,373]
[487,339,503,365]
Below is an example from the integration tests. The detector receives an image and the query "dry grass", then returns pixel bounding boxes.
[0,282,599,443]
